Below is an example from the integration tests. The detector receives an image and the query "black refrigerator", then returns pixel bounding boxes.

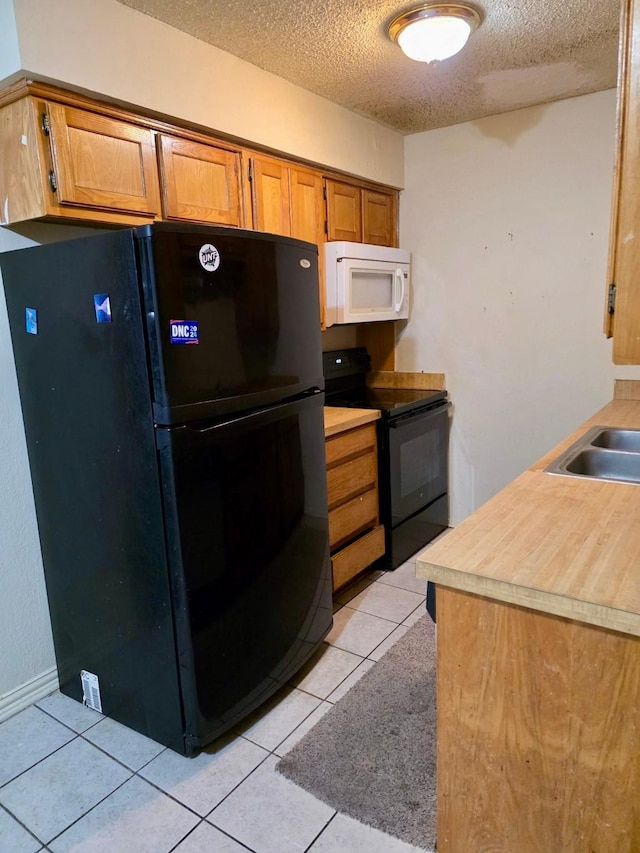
[1,223,333,756]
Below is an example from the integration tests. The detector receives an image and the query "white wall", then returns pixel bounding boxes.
[398,90,636,524]
[0,0,20,83]
[8,0,404,188]
[0,235,52,698]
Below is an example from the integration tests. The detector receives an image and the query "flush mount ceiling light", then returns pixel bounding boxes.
[388,3,483,63]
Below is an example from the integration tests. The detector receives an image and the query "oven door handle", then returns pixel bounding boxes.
[389,400,451,428]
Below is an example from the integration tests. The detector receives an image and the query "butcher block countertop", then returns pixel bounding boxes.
[416,398,640,637]
[323,407,380,438]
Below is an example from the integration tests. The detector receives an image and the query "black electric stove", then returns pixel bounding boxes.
[323,348,451,571]
[323,349,446,417]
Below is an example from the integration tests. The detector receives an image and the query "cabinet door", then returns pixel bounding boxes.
[157,134,243,226]
[325,179,362,242]
[250,155,291,236]
[290,167,326,327]
[0,97,47,224]
[606,0,640,363]
[46,102,160,216]
[362,188,397,247]
[290,167,324,245]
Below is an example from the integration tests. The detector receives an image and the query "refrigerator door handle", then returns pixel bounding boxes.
[178,389,323,435]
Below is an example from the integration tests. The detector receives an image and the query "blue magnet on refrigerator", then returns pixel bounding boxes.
[94,294,112,323]
[25,307,38,334]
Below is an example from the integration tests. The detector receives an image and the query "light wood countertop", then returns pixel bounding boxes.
[323,407,380,438]
[416,399,640,636]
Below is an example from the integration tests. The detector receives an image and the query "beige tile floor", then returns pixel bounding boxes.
[0,557,432,853]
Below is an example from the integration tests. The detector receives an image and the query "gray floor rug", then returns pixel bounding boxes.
[277,614,437,851]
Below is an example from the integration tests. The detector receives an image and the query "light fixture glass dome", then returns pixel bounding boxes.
[389,3,482,64]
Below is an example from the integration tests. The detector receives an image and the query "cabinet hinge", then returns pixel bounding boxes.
[247,161,253,182]
[607,282,617,315]
[48,170,57,193]
[40,112,51,136]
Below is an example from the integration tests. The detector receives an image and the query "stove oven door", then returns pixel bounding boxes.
[387,401,451,527]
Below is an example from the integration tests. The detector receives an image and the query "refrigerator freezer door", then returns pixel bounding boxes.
[156,392,332,748]
[138,224,324,424]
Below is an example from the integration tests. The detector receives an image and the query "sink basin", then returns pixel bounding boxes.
[564,448,640,483]
[590,428,640,452]
[545,426,640,485]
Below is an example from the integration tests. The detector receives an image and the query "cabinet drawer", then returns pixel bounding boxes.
[328,487,378,550]
[327,451,377,508]
[326,424,377,467]
[331,524,386,591]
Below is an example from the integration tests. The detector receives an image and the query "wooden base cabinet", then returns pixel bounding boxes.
[325,421,385,591]
[436,587,640,852]
[331,525,385,591]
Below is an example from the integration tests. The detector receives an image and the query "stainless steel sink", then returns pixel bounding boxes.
[545,426,640,485]
[590,428,640,452]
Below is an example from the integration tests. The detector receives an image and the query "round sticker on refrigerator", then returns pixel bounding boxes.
[299,259,311,269]
[199,244,220,272]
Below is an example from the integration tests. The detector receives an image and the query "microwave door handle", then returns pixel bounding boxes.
[394,268,405,313]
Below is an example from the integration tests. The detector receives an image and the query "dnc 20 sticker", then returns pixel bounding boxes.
[170,320,199,344]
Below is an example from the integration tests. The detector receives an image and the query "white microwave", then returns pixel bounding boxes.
[324,241,411,326]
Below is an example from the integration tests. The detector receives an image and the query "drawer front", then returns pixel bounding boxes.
[328,488,378,550]
[327,451,377,508]
[326,424,377,467]
[331,524,385,591]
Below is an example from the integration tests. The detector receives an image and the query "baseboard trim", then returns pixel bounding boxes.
[0,667,59,723]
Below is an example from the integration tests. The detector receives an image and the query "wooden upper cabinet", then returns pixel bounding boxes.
[0,95,160,225]
[249,157,324,244]
[0,81,399,257]
[0,96,47,224]
[290,167,324,245]
[290,166,326,327]
[325,179,362,242]
[362,188,397,246]
[249,155,291,235]
[45,102,161,217]
[249,156,326,324]
[326,179,399,247]
[157,134,243,226]
[606,0,640,363]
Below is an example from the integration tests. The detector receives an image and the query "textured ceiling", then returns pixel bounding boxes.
[116,0,621,134]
